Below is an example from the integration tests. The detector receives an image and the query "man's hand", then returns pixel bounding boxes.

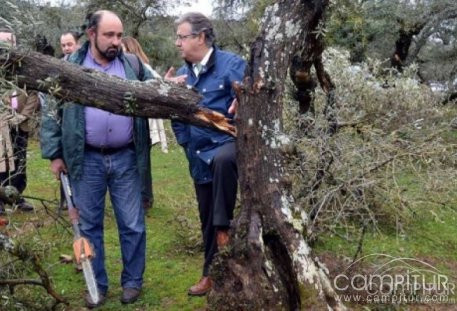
[164,67,187,85]
[50,158,67,180]
[229,81,243,115]
[228,98,238,115]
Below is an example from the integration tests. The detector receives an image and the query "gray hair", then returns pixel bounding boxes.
[175,12,215,47]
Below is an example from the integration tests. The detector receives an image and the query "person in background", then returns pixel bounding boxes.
[121,36,168,154]
[41,11,153,307]
[60,31,80,60]
[165,12,246,296]
[58,32,80,211]
[0,28,40,217]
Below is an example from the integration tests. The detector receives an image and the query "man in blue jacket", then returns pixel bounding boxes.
[40,10,152,308]
[165,12,246,296]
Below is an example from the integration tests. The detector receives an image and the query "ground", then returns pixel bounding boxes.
[1,123,456,310]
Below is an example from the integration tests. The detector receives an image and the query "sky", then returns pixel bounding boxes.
[175,0,214,17]
[45,0,214,17]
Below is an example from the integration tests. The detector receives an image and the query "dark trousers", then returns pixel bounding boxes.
[0,127,28,195]
[194,142,237,276]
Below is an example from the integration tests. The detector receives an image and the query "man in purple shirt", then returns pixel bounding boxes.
[41,10,153,308]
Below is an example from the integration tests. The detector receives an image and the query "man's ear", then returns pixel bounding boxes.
[86,28,95,39]
[198,32,206,45]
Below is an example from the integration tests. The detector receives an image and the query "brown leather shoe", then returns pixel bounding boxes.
[120,287,141,304]
[188,276,212,296]
[217,230,229,248]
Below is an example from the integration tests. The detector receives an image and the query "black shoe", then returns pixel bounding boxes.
[17,199,34,212]
[0,201,5,216]
[120,287,140,304]
[85,292,105,309]
[143,198,153,210]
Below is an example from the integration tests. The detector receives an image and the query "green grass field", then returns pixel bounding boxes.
[2,133,207,310]
[2,125,457,310]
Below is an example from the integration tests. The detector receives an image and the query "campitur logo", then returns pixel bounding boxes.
[332,254,456,305]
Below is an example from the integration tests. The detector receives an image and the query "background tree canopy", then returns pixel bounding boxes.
[2,0,456,93]
[326,0,457,98]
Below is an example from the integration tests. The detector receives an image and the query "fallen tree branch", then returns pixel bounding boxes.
[0,47,235,136]
[0,232,68,305]
[0,278,44,287]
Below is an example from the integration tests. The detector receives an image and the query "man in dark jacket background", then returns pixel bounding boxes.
[60,31,80,60]
[40,10,152,308]
[165,12,246,296]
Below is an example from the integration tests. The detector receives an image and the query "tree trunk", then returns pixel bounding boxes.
[208,1,345,310]
[0,1,345,308]
[0,48,234,135]
[405,7,457,67]
[390,24,424,72]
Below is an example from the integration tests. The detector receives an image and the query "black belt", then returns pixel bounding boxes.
[85,142,134,155]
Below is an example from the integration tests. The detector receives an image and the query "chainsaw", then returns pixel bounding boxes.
[60,172,101,304]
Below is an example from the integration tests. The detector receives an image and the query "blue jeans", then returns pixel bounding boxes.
[70,147,146,294]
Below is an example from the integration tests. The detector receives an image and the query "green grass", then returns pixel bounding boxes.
[313,165,457,309]
[3,127,457,310]
[2,136,207,310]
[315,208,457,263]
[313,153,457,260]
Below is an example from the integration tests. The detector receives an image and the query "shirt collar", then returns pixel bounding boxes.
[196,47,213,67]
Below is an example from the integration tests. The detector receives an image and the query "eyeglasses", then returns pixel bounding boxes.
[175,33,198,41]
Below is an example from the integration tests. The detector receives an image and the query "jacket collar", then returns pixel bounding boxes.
[185,45,218,74]
[69,41,89,64]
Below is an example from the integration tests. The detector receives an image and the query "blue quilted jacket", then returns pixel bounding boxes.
[172,47,246,184]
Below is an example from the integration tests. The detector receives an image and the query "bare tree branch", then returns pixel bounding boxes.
[0,232,68,305]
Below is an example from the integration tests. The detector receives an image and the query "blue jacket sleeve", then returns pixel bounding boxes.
[228,56,246,98]
[171,120,189,146]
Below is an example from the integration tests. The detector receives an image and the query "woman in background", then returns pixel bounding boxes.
[122,36,168,153]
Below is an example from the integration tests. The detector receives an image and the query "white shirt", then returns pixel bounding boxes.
[193,47,213,76]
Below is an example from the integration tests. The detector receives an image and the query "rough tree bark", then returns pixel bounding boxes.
[0,48,234,135]
[208,1,345,310]
[0,1,345,309]
[390,23,424,72]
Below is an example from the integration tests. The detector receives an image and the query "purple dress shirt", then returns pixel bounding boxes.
[83,49,133,148]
